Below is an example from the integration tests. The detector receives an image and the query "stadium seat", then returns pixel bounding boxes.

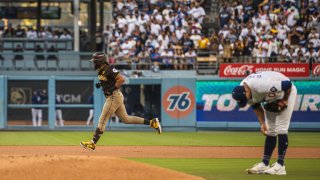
[196,55,218,75]
[66,41,72,50]
[3,42,12,50]
[69,55,80,70]
[2,51,14,70]
[59,51,79,70]
[57,42,67,50]
[13,51,25,70]
[80,54,93,70]
[24,51,35,70]
[25,41,35,50]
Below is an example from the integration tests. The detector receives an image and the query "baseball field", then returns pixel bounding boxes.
[0,131,319,180]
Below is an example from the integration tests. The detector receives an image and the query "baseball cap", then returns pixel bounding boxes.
[232,86,247,108]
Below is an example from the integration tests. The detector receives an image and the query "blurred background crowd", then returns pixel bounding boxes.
[0,0,320,71]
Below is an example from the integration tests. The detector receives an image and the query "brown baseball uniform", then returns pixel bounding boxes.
[80,52,162,151]
[96,64,145,132]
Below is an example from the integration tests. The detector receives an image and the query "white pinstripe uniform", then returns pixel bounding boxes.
[240,71,297,136]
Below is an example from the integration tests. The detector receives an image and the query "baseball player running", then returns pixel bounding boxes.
[232,71,297,175]
[80,52,162,151]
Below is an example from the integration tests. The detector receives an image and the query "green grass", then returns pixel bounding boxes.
[130,158,320,180]
[1,131,319,179]
[0,131,319,147]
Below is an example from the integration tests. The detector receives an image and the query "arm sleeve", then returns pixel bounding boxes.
[251,103,261,110]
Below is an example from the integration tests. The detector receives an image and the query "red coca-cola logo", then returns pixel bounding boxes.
[313,65,320,75]
[223,65,255,76]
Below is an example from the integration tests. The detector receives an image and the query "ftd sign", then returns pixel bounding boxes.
[162,86,195,119]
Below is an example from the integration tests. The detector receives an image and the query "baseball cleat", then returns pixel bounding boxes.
[150,118,162,134]
[264,162,286,175]
[246,162,270,174]
[80,140,96,151]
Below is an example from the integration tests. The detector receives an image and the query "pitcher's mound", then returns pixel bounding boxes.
[0,155,203,180]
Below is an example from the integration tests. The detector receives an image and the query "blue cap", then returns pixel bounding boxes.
[232,86,247,108]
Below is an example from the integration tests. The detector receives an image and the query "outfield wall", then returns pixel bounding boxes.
[0,75,319,131]
[196,80,320,130]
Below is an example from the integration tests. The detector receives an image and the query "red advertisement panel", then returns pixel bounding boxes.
[312,64,320,76]
[219,63,310,78]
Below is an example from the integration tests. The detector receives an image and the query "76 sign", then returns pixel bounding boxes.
[167,92,191,111]
[162,86,195,118]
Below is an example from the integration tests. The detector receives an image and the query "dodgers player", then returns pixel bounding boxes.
[232,71,297,175]
[31,89,47,126]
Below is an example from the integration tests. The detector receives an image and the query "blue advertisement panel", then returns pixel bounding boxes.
[197,81,320,122]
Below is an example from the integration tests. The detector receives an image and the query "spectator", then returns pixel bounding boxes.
[219,4,231,28]
[242,36,253,63]
[233,38,244,62]
[45,27,54,39]
[257,36,269,63]
[222,38,233,63]
[38,27,46,38]
[198,34,210,56]
[173,47,186,70]
[288,25,304,45]
[137,50,150,70]
[13,44,24,68]
[34,45,45,69]
[3,24,15,37]
[15,25,26,38]
[252,42,259,63]
[160,48,174,69]
[190,32,201,49]
[60,28,72,39]
[292,49,306,63]
[26,27,37,39]
[285,4,299,27]
[150,48,161,71]
[188,3,206,24]
[47,45,59,69]
[184,48,196,69]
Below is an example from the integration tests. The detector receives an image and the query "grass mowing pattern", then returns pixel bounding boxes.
[0,131,320,147]
[129,158,320,180]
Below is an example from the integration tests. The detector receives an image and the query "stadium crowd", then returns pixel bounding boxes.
[0,25,72,39]
[104,0,208,70]
[1,0,320,71]
[216,0,320,64]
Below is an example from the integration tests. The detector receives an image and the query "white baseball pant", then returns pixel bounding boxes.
[265,85,297,136]
[31,108,42,126]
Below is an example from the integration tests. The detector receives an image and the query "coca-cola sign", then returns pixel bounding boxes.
[223,65,255,76]
[220,63,310,77]
[312,64,320,76]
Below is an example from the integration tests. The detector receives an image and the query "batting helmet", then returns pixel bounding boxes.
[90,52,108,68]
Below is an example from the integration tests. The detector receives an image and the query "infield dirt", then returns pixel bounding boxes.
[1,146,319,180]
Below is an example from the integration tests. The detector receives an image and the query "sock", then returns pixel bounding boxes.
[277,134,288,166]
[92,128,103,144]
[262,135,277,166]
[144,119,150,125]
